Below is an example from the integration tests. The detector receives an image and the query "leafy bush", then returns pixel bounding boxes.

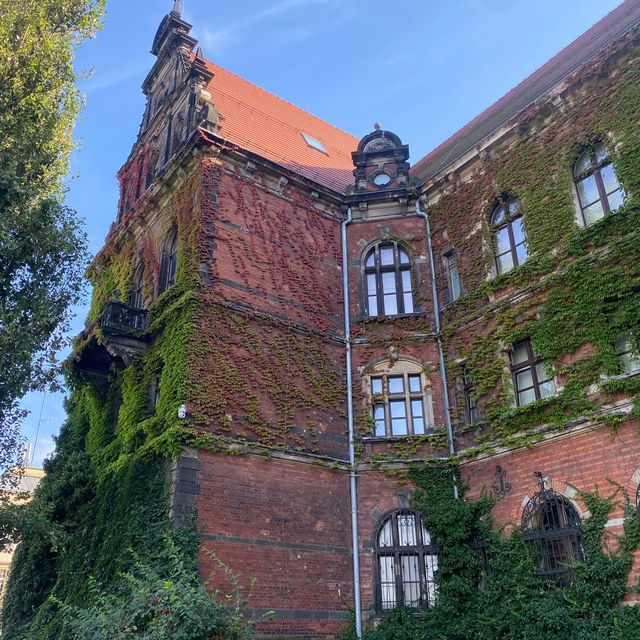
[59,537,252,640]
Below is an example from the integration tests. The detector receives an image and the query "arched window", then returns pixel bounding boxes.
[129,263,144,309]
[574,142,624,225]
[522,487,584,587]
[160,230,178,293]
[491,198,527,275]
[364,242,414,317]
[374,510,438,612]
[368,360,435,437]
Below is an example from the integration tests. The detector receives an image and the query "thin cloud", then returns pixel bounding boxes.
[81,63,149,94]
[198,0,337,56]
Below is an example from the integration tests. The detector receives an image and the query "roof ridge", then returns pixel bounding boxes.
[411,0,640,176]
[203,58,359,144]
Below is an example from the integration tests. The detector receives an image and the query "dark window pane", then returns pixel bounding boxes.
[511,341,530,365]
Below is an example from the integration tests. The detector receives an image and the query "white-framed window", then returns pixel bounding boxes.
[364,242,414,317]
[367,360,434,437]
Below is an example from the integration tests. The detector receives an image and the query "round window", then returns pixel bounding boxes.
[373,172,391,186]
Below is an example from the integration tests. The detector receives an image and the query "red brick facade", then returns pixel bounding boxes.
[102,4,640,638]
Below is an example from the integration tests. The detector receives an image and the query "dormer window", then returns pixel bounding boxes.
[301,133,327,154]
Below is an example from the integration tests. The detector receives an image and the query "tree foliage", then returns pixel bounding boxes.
[0,0,104,476]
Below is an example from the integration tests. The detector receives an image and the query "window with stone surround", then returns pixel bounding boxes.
[442,248,462,303]
[368,360,434,437]
[510,339,556,406]
[129,262,144,309]
[364,242,414,317]
[491,198,528,275]
[461,366,479,425]
[522,487,584,587]
[374,510,438,612]
[574,142,624,226]
[160,229,178,293]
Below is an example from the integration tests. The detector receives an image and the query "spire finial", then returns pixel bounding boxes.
[373,122,381,131]
[171,0,181,16]
[195,46,204,61]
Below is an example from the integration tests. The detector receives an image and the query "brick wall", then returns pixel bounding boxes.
[196,451,353,638]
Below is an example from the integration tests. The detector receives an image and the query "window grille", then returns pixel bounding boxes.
[374,510,438,612]
[522,485,584,587]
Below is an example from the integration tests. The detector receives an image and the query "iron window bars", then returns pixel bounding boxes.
[522,486,584,587]
[374,510,438,612]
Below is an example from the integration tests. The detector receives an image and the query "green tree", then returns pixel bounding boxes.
[0,0,104,478]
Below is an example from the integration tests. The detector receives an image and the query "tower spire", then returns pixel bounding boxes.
[171,0,181,16]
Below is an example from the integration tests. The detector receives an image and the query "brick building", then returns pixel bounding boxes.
[75,1,640,637]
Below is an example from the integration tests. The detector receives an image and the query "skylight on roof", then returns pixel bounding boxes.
[301,133,328,154]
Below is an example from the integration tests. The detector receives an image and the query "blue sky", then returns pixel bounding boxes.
[20,0,624,466]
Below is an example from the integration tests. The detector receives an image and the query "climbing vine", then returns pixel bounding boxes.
[343,464,640,640]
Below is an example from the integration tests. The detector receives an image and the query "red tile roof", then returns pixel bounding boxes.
[411,0,640,180]
[202,59,359,193]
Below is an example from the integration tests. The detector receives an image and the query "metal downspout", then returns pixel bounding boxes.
[341,207,362,638]
[416,200,459,498]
